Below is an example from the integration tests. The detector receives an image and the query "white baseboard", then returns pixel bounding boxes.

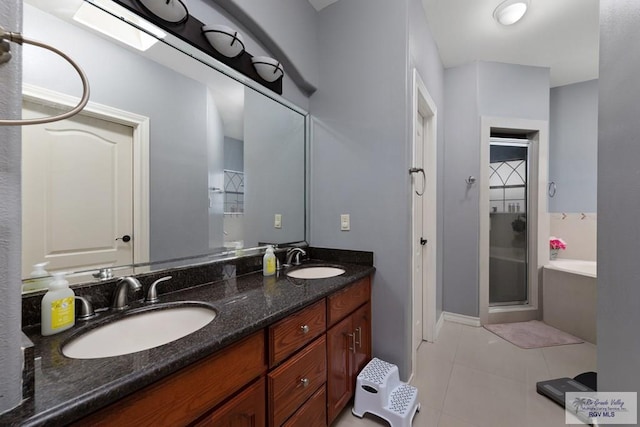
[443,311,481,327]
[435,312,445,339]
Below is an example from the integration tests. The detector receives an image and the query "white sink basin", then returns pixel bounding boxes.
[286,266,346,279]
[62,303,217,359]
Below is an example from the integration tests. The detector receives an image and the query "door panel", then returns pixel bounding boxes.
[22,101,134,276]
[326,315,352,425]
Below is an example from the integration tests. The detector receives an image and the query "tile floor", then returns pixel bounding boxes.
[334,320,597,427]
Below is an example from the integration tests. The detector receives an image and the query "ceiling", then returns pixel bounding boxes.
[308,0,599,88]
[421,0,600,87]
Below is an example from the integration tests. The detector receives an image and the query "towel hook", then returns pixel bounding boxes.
[409,167,426,196]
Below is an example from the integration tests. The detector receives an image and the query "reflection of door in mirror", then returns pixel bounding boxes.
[22,99,139,277]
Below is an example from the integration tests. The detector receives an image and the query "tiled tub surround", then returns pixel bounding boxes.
[3,248,374,426]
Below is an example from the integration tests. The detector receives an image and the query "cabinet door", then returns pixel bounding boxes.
[282,385,326,427]
[351,302,371,376]
[326,315,353,425]
[194,378,266,427]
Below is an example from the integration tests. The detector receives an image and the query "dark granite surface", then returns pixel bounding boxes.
[3,250,374,426]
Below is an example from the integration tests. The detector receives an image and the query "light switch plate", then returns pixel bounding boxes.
[274,214,282,229]
[340,214,350,231]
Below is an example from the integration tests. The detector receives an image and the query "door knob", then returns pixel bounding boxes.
[116,235,131,243]
[420,237,427,246]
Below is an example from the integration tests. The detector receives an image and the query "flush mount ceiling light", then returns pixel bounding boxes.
[493,0,529,26]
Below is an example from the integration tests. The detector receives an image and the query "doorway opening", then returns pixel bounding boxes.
[479,117,549,325]
[411,69,437,379]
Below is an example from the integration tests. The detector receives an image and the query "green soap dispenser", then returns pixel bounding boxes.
[41,272,75,336]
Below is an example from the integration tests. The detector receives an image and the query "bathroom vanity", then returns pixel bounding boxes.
[5,252,374,427]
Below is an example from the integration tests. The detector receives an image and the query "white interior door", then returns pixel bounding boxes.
[22,100,134,277]
[412,112,426,362]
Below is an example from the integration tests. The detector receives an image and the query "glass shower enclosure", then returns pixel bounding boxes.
[489,138,530,306]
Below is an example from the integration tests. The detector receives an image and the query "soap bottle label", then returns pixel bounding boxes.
[266,257,276,274]
[51,297,74,329]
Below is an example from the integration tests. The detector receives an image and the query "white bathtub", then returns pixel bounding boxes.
[545,259,596,278]
[543,259,597,344]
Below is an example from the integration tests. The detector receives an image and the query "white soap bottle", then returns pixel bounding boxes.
[23,262,51,292]
[41,272,75,336]
[263,245,276,276]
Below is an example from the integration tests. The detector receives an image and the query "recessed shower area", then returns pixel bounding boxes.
[479,117,549,325]
[489,137,530,306]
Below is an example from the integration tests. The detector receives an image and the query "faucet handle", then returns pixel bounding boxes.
[75,296,96,320]
[145,276,172,303]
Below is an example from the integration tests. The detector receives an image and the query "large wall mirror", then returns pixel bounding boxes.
[21,0,307,287]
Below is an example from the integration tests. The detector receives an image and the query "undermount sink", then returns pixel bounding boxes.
[62,302,217,359]
[286,266,346,279]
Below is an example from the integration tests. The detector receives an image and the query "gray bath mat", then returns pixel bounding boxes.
[484,320,583,349]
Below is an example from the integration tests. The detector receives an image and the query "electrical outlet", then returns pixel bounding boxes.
[340,214,350,231]
[274,214,282,229]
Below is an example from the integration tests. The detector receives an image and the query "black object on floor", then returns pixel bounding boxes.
[536,372,597,408]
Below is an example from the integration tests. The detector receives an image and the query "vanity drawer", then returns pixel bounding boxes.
[269,299,326,367]
[268,335,327,426]
[282,384,327,427]
[327,277,371,327]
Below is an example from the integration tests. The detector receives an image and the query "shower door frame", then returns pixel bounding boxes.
[489,138,530,306]
[479,116,550,326]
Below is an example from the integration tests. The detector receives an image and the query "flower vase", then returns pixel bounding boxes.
[550,249,559,260]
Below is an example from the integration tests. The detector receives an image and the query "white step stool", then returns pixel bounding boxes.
[352,358,420,427]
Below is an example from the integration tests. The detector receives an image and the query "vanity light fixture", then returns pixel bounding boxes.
[74,0,166,51]
[493,0,529,26]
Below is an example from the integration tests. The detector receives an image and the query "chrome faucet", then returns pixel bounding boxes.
[75,296,96,320]
[145,276,172,303]
[284,248,306,267]
[111,277,142,310]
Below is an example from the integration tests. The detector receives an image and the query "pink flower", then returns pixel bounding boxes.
[549,236,567,250]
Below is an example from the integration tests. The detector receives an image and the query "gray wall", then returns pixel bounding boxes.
[244,88,305,246]
[23,5,212,263]
[443,62,481,316]
[310,0,412,378]
[549,79,598,212]
[598,0,640,399]
[224,137,244,171]
[443,61,549,317]
[0,0,24,414]
[408,0,445,321]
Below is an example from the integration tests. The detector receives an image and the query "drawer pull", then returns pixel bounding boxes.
[300,377,310,388]
[347,333,356,353]
[300,324,310,334]
[355,327,362,348]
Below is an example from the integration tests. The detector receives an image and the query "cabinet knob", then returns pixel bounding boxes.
[300,378,309,388]
[300,324,310,334]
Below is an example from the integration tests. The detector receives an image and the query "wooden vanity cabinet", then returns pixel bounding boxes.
[74,331,266,427]
[74,275,371,427]
[193,378,266,427]
[326,278,372,425]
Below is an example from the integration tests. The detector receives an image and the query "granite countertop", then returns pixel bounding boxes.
[2,260,374,426]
